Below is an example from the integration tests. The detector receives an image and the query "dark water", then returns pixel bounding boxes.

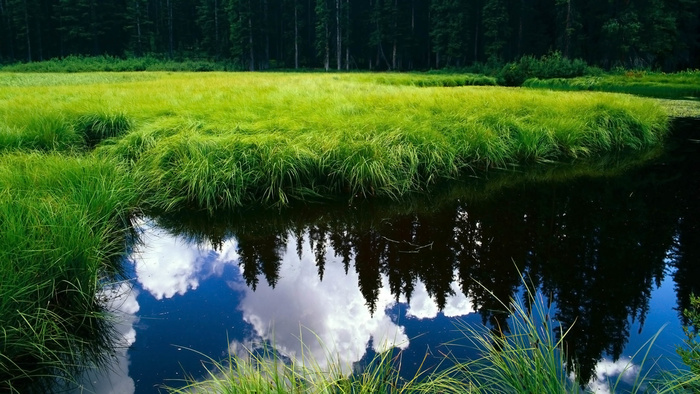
[78,119,700,393]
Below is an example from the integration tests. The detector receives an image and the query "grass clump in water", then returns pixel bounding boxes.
[0,153,137,391]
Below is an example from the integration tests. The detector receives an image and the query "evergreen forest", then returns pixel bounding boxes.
[1,0,698,71]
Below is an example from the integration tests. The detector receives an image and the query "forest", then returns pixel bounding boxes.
[1,0,699,72]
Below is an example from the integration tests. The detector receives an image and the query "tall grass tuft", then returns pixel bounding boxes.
[439,280,581,393]
[0,153,137,391]
[165,338,463,394]
[76,111,133,148]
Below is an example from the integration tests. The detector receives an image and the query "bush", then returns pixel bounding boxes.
[498,52,591,86]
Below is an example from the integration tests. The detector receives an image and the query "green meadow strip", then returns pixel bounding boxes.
[0,71,656,211]
[523,70,700,100]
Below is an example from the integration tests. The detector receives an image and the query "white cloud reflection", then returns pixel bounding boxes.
[228,236,409,374]
[404,272,475,319]
[129,220,475,377]
[577,358,640,394]
[74,283,139,394]
[131,219,239,299]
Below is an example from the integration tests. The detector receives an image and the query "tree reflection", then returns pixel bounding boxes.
[149,119,699,384]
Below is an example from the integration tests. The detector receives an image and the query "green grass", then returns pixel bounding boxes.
[524,70,700,100]
[0,71,667,210]
[0,153,137,391]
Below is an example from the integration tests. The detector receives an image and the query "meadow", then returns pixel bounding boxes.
[0,71,677,390]
[0,72,669,211]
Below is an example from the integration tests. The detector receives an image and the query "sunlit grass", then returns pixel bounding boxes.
[0,71,667,210]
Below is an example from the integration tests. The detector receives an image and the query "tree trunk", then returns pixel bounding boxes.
[336,0,341,70]
[22,0,30,62]
[136,0,143,56]
[518,0,523,56]
[324,21,329,70]
[167,0,173,58]
[264,0,270,69]
[564,0,571,57]
[391,0,397,70]
[214,0,219,58]
[345,0,350,69]
[35,16,42,60]
[248,15,255,70]
[294,1,299,69]
[473,5,479,62]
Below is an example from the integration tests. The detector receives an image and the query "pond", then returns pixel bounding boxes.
[77,119,699,393]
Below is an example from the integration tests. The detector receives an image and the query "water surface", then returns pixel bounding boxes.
[80,119,700,393]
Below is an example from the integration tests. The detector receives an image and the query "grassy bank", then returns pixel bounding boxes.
[0,72,668,210]
[0,153,136,391]
[523,70,700,100]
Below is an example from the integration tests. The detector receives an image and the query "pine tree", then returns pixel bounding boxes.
[481,0,509,62]
[315,0,329,70]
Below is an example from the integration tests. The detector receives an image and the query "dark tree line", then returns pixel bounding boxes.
[1,0,699,70]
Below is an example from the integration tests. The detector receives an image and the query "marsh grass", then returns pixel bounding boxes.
[76,112,133,148]
[524,70,700,100]
[35,72,666,211]
[451,290,589,392]
[0,71,683,391]
[0,153,137,391]
[1,72,669,211]
[165,338,460,394]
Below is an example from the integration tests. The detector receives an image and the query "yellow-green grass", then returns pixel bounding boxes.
[0,153,136,391]
[0,72,669,210]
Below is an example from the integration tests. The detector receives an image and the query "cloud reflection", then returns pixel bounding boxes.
[229,235,409,374]
[131,219,239,299]
[404,272,475,319]
[581,358,640,394]
[129,220,475,377]
[74,283,139,394]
